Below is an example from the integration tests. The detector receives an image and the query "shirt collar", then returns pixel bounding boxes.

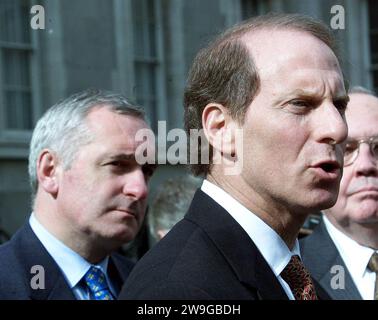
[201,180,300,276]
[323,214,375,277]
[29,213,110,288]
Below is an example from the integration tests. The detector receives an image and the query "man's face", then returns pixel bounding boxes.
[238,30,348,214]
[56,107,155,246]
[326,93,378,226]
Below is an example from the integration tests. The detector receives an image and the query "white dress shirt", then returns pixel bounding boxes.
[201,180,301,300]
[29,213,116,300]
[323,214,377,300]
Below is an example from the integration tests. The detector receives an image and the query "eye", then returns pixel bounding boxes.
[371,139,378,156]
[290,100,311,108]
[109,161,124,167]
[345,141,358,155]
[142,164,157,179]
[287,99,315,114]
[106,160,130,173]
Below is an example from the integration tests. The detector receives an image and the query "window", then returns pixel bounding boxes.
[0,0,34,132]
[241,0,267,19]
[369,0,378,93]
[131,0,166,131]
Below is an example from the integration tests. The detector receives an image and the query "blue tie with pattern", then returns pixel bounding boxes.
[84,266,114,300]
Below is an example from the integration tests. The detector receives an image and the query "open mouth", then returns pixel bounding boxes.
[319,162,339,173]
[311,161,340,180]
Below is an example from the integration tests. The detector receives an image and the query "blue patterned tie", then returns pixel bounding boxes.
[84,266,114,300]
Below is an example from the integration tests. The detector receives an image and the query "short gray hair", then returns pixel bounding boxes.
[29,88,145,203]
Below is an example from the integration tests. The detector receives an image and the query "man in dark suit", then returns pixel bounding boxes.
[0,89,156,299]
[301,87,378,300]
[119,13,348,300]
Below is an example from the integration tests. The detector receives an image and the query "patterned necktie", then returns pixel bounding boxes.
[368,252,378,300]
[281,255,318,300]
[84,266,114,300]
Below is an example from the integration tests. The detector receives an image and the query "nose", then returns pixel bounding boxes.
[122,168,148,200]
[354,144,378,177]
[315,102,348,145]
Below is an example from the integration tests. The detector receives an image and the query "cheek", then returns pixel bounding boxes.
[330,174,353,215]
[249,123,305,166]
[338,171,353,203]
[60,170,105,208]
[242,107,310,184]
[137,201,148,222]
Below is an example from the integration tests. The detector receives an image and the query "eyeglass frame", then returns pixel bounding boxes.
[343,135,378,167]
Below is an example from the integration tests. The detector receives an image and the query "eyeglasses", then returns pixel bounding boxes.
[344,136,378,167]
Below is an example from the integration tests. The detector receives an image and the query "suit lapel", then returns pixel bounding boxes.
[14,223,75,300]
[318,254,362,300]
[108,254,134,297]
[185,190,289,300]
[301,219,362,300]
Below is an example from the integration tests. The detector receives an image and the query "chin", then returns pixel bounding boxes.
[102,226,136,244]
[114,230,136,243]
[305,191,338,212]
[354,210,378,225]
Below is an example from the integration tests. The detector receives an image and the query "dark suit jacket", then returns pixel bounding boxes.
[119,189,327,300]
[0,222,134,300]
[300,217,362,300]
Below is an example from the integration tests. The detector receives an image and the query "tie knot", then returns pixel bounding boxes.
[84,266,114,300]
[368,252,378,272]
[281,255,318,300]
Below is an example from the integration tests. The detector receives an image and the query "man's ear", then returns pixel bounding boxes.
[202,103,237,158]
[36,149,60,196]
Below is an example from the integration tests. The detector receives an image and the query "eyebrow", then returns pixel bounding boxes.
[99,154,136,164]
[333,95,349,105]
[108,154,136,161]
[275,89,350,105]
[273,89,322,105]
[288,89,318,97]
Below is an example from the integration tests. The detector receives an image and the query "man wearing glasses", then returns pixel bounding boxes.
[301,86,378,300]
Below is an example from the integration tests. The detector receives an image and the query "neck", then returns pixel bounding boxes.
[33,201,110,264]
[62,233,110,264]
[207,172,307,250]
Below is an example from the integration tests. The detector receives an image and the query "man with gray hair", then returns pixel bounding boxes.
[0,89,156,299]
[301,86,378,300]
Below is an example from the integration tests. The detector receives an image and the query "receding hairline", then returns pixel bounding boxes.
[82,101,146,119]
[238,26,337,60]
[82,104,149,141]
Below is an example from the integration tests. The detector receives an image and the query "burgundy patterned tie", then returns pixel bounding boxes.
[281,255,318,300]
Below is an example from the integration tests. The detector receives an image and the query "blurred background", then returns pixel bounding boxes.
[0,0,377,242]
